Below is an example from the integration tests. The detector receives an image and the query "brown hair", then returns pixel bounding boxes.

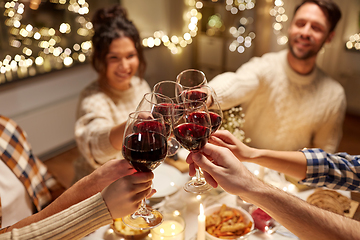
[294,0,341,32]
[91,5,146,80]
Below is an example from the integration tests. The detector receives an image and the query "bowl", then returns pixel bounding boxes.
[111,218,150,240]
[204,204,254,240]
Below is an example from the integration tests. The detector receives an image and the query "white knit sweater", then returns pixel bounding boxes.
[75,76,151,170]
[209,50,346,153]
[0,193,112,240]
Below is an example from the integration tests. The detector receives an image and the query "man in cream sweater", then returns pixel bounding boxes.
[209,0,345,153]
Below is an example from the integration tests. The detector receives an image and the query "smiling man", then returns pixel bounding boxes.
[209,0,345,153]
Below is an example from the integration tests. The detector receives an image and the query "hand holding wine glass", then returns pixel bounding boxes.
[182,85,223,134]
[172,101,213,194]
[122,111,168,229]
[136,92,175,153]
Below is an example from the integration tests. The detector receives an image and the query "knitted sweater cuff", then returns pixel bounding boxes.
[7,193,112,240]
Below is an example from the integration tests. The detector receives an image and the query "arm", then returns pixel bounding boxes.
[1,171,154,240]
[209,130,307,180]
[6,159,137,231]
[312,85,346,153]
[109,121,126,150]
[75,93,125,165]
[187,144,360,240]
[208,56,267,110]
[209,130,360,191]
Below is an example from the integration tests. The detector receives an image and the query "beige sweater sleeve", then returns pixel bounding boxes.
[0,193,112,240]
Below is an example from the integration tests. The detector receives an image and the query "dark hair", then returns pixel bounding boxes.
[294,0,341,32]
[91,5,146,80]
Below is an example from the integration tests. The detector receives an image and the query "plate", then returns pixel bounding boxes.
[151,164,188,199]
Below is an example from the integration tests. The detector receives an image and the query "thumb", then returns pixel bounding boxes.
[192,144,224,175]
[115,159,137,177]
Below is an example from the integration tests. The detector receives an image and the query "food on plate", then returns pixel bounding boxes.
[205,204,252,239]
[306,189,351,216]
[112,218,150,239]
[250,208,276,232]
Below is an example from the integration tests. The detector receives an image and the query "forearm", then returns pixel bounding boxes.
[248,149,307,180]
[2,193,112,240]
[109,121,126,150]
[242,182,359,240]
[8,174,99,231]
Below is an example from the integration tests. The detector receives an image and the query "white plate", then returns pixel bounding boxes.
[151,164,188,199]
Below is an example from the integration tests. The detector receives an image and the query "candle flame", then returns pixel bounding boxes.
[199,203,204,215]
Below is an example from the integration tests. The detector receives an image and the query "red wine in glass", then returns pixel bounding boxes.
[134,121,166,134]
[153,103,173,137]
[172,101,213,194]
[122,111,167,230]
[184,90,208,102]
[209,112,222,133]
[123,131,167,172]
[173,123,210,152]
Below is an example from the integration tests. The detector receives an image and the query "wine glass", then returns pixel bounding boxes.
[176,69,207,91]
[172,101,213,194]
[136,92,176,156]
[182,85,223,134]
[122,111,168,229]
[153,80,184,155]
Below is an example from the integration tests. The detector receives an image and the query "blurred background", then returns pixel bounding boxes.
[0,0,359,161]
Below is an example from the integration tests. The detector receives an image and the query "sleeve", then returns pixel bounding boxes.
[312,82,346,153]
[300,148,360,191]
[75,93,120,167]
[208,55,270,110]
[0,193,113,240]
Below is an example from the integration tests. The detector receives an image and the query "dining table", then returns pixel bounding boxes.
[81,156,360,240]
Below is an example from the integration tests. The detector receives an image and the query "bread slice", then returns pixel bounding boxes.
[306,189,351,216]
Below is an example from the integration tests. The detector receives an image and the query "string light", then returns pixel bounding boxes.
[346,33,360,51]
[1,0,93,84]
[225,0,256,14]
[142,0,202,54]
[270,0,288,45]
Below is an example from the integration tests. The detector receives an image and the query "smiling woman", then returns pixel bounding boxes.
[72,4,151,183]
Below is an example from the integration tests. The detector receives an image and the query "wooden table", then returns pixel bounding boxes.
[351,192,360,221]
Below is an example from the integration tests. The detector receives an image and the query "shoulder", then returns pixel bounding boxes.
[248,49,287,64]
[78,81,112,107]
[240,50,287,75]
[316,69,345,97]
[131,76,151,90]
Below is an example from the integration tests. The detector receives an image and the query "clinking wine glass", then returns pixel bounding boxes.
[153,80,184,156]
[182,85,223,134]
[122,111,168,229]
[136,92,176,156]
[172,101,213,194]
[176,69,207,91]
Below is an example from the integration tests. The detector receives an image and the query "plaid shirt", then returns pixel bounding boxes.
[300,148,360,191]
[0,115,61,229]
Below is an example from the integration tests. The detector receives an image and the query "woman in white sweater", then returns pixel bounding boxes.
[74,5,151,181]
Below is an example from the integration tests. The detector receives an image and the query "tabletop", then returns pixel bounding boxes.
[82,162,360,240]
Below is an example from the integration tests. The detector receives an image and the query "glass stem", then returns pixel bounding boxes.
[136,198,149,215]
[195,168,205,184]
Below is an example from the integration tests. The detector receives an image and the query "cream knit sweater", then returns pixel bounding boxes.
[0,193,112,240]
[75,76,151,172]
[209,50,346,153]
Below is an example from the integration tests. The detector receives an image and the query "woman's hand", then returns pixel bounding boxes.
[101,171,155,219]
[209,130,256,161]
[87,159,137,193]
